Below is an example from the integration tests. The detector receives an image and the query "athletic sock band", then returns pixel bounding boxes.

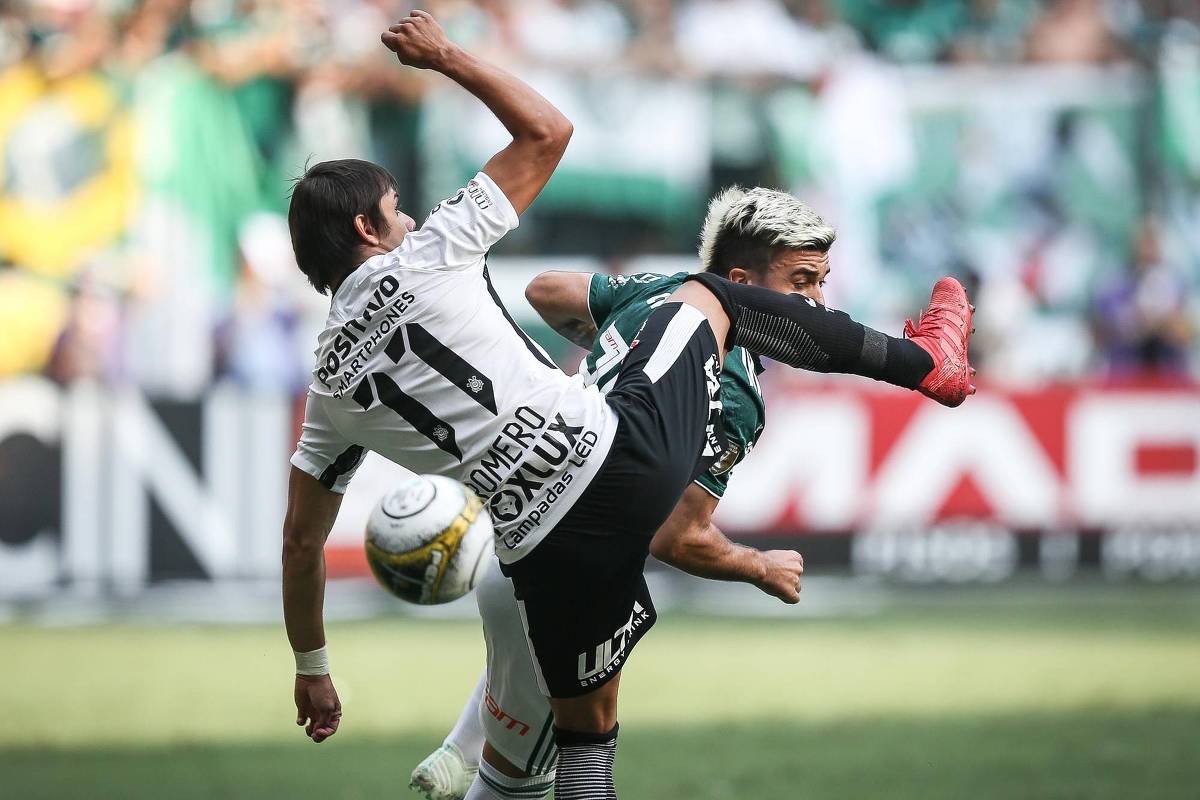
[468,758,554,799]
[553,723,619,747]
[684,272,932,389]
[554,724,618,800]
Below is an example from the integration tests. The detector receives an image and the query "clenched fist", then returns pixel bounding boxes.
[755,549,805,604]
[381,10,456,71]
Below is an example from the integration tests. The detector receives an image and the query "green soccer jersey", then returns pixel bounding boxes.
[580,272,766,498]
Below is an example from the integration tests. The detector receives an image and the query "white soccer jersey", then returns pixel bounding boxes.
[290,172,616,563]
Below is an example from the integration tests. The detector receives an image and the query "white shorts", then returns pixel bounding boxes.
[475,558,557,776]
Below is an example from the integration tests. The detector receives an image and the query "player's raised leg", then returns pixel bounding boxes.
[675,273,974,406]
[669,186,975,407]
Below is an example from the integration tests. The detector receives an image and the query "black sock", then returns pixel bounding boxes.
[686,272,933,389]
[554,724,618,800]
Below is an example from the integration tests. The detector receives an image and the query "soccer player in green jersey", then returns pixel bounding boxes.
[411,186,827,800]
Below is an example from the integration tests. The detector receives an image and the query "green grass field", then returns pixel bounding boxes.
[3,583,1199,798]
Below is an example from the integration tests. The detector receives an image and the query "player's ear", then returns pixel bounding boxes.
[727,267,751,286]
[353,213,381,247]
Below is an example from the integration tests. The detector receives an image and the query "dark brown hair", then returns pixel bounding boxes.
[288,159,399,294]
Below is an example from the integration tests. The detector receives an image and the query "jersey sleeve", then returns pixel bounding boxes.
[693,448,742,499]
[587,273,621,324]
[409,171,520,270]
[587,272,674,327]
[289,391,367,494]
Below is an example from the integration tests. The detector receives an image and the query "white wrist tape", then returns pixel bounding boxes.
[294,646,330,676]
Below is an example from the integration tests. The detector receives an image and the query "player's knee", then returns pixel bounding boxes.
[669,280,732,349]
[550,687,619,733]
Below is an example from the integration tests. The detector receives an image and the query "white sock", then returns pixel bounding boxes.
[444,670,488,766]
[463,757,554,800]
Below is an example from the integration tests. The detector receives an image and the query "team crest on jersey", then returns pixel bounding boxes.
[466,375,485,393]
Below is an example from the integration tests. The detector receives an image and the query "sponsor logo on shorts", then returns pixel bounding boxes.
[577,601,652,687]
[702,353,725,459]
[484,685,530,736]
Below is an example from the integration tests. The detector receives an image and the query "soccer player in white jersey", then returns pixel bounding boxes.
[282,12,974,800]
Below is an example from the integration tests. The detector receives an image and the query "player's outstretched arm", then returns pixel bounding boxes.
[381,10,572,215]
[649,485,804,604]
[525,271,596,349]
[282,467,345,743]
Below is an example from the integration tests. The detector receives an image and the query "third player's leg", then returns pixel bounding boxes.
[672,272,975,407]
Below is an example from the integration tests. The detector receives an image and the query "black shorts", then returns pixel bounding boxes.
[500,303,725,698]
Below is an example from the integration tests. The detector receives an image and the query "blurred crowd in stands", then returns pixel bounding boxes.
[0,0,1197,394]
[6,1,1199,76]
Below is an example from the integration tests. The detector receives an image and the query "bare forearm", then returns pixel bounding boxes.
[383,12,569,214]
[654,522,764,585]
[280,468,343,654]
[438,47,569,145]
[651,483,801,602]
[283,545,328,653]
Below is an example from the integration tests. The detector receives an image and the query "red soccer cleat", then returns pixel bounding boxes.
[904,277,976,408]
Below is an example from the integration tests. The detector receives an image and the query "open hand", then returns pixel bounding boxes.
[381,10,455,71]
[295,674,342,743]
[755,549,804,604]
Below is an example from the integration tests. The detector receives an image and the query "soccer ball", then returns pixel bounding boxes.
[364,474,494,605]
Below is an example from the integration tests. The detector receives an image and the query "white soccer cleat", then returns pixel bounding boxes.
[409,742,479,800]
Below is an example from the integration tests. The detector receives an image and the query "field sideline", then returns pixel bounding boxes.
[3,583,1199,798]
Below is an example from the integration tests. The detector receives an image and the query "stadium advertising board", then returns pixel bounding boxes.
[0,378,1197,599]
